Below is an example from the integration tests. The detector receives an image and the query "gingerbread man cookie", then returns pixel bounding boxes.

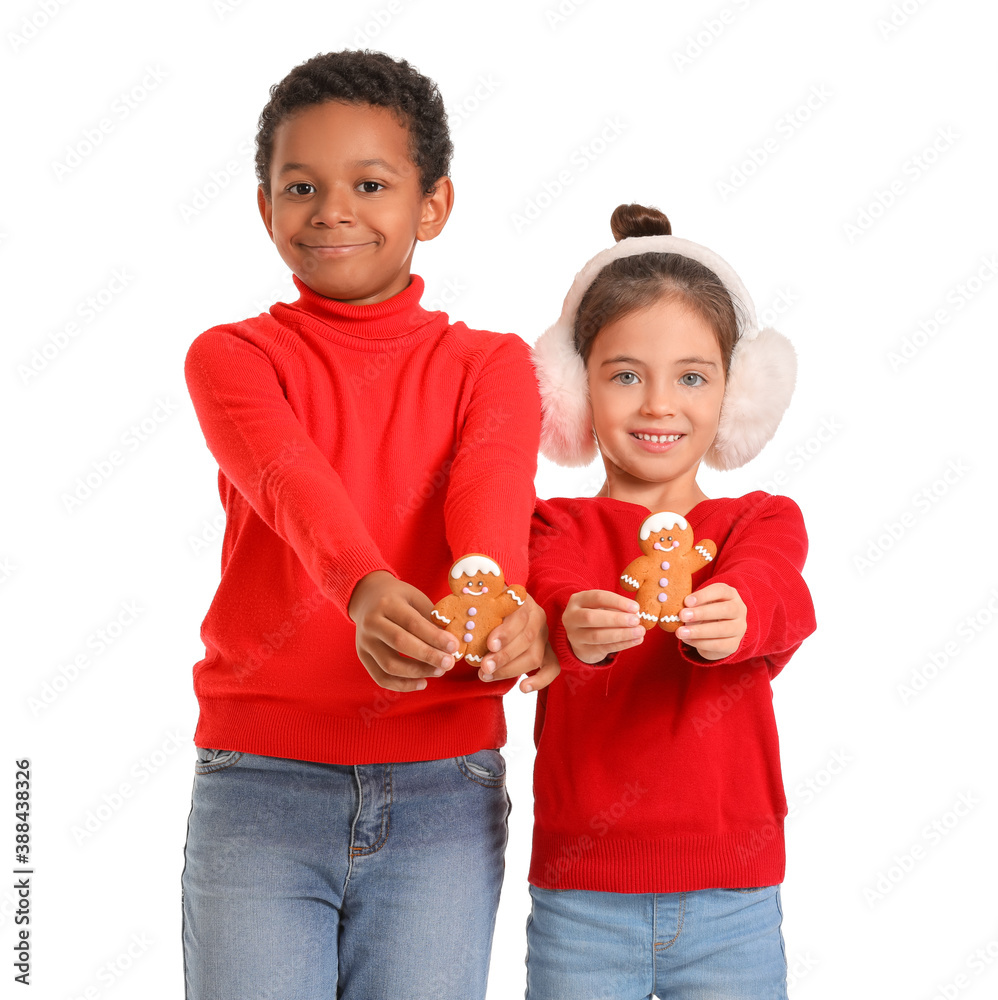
[620,512,717,632]
[429,555,529,666]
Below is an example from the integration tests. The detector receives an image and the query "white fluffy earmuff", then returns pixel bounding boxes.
[531,235,797,471]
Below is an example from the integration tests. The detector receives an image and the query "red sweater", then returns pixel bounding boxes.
[527,492,815,892]
[184,275,540,765]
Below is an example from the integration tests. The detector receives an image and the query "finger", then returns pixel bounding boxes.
[357,648,429,692]
[481,602,548,676]
[378,605,463,671]
[679,600,741,625]
[578,625,647,647]
[593,636,645,655]
[677,620,741,643]
[481,657,528,682]
[520,657,561,693]
[481,622,541,676]
[483,602,529,653]
[577,590,641,614]
[481,627,545,680]
[395,604,461,655]
[685,582,737,607]
[568,635,645,666]
[372,625,457,675]
[569,607,644,631]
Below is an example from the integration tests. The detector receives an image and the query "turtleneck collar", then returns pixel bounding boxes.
[273,274,444,349]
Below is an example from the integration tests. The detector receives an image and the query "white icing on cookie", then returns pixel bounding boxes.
[694,544,714,561]
[506,589,524,605]
[621,574,640,589]
[639,511,688,540]
[451,555,502,579]
[431,609,451,625]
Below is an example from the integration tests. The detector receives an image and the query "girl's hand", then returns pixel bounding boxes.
[563,590,646,664]
[348,570,460,692]
[478,593,548,683]
[677,582,747,661]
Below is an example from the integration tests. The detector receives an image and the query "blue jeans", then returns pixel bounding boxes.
[181,747,509,999]
[525,884,787,1000]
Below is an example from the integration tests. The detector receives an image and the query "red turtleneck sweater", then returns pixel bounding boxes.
[184,275,540,765]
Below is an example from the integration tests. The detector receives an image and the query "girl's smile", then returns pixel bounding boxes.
[586,295,726,513]
[628,430,685,452]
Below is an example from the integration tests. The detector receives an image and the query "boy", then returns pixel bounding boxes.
[181,50,553,1000]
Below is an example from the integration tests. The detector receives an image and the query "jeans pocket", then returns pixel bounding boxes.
[194,747,244,775]
[457,748,506,787]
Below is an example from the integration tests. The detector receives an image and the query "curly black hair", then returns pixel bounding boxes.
[255,50,453,197]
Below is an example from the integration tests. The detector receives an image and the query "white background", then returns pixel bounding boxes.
[3,0,997,996]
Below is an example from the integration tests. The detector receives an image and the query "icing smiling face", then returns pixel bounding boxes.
[449,554,503,597]
[639,511,691,559]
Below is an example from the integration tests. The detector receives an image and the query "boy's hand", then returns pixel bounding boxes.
[518,642,561,693]
[563,590,646,664]
[677,582,747,661]
[348,570,459,692]
[477,593,548,683]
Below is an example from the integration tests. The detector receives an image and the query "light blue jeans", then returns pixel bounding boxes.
[181,747,509,999]
[525,883,788,1000]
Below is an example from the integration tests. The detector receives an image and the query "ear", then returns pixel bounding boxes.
[257,185,274,241]
[416,176,455,242]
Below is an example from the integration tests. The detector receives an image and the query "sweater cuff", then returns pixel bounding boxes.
[677,636,745,667]
[547,585,617,674]
[322,544,397,617]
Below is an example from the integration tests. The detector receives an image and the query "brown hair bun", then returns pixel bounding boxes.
[574,204,737,374]
[610,203,672,242]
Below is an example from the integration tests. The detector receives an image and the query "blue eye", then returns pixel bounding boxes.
[612,371,639,386]
[680,372,706,387]
[287,182,315,196]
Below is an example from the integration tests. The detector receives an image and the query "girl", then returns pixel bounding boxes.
[526,204,816,999]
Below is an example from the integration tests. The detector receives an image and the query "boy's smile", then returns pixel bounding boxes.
[586,296,726,511]
[258,101,452,305]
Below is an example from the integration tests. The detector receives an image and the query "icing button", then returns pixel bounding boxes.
[468,607,477,615]
[657,593,667,603]
[465,621,475,630]
[660,561,670,570]
[463,633,474,642]
[659,578,668,587]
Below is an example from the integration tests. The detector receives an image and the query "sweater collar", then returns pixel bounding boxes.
[593,494,729,524]
[277,273,440,344]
